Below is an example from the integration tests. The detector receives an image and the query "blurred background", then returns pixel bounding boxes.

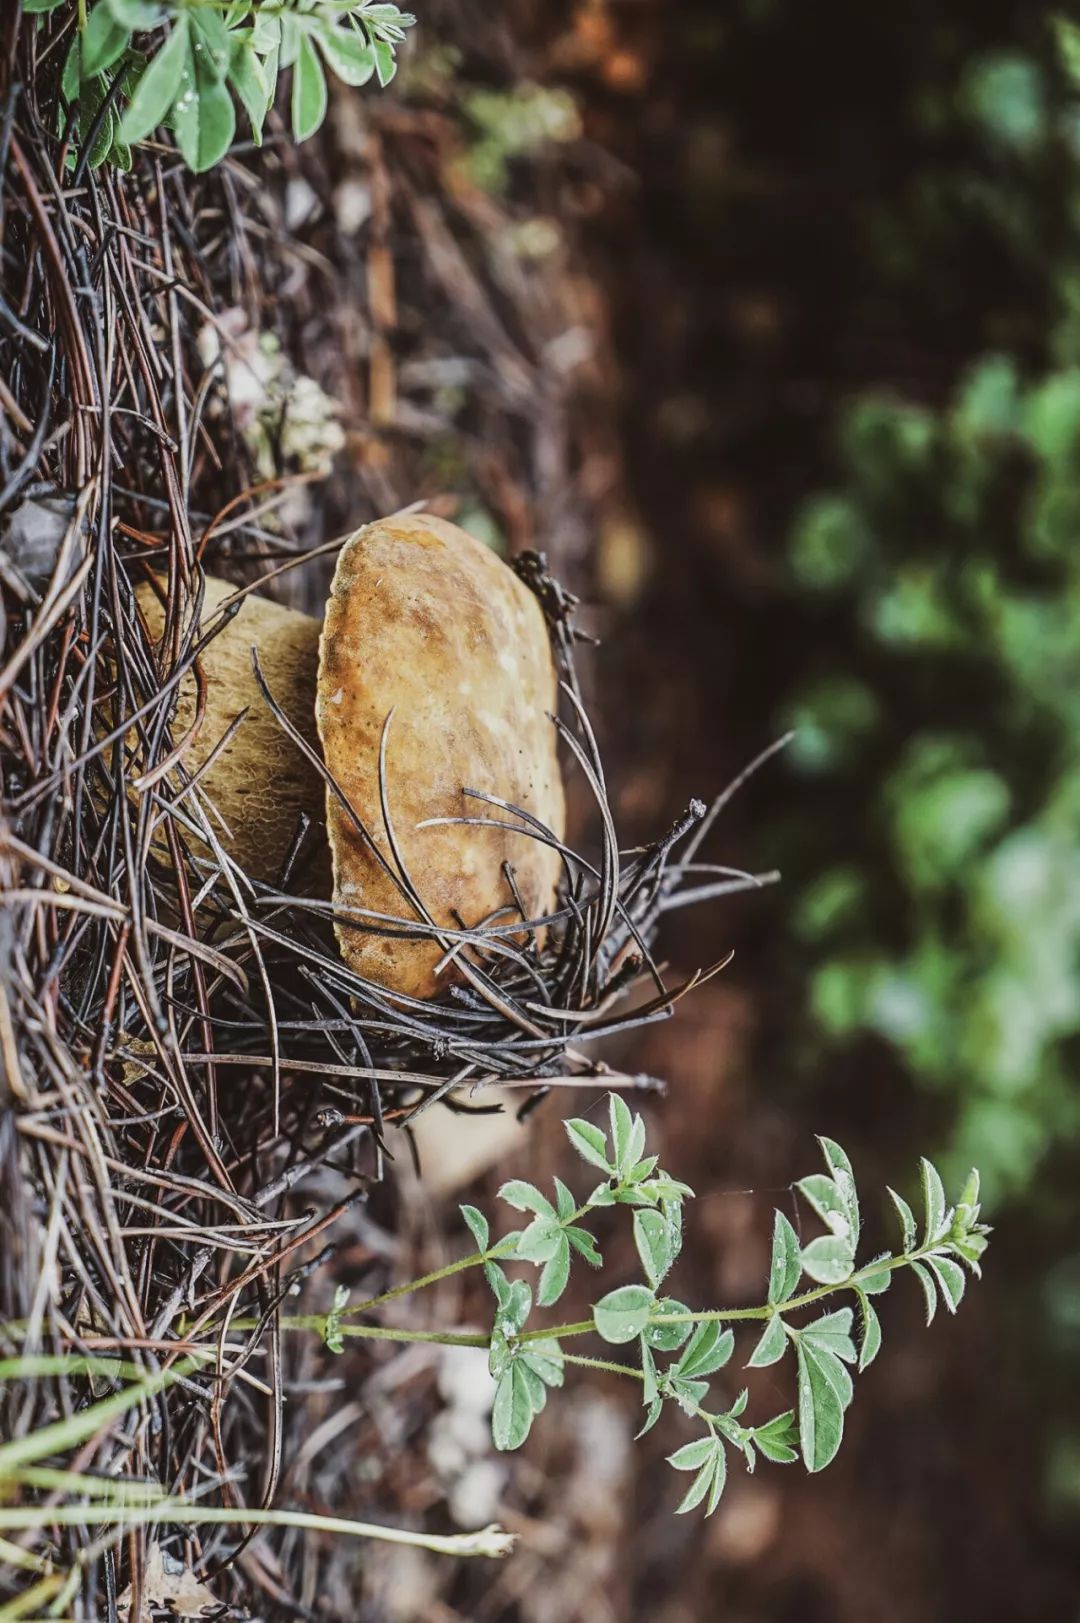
[72,0,1080,1615]
[359,3,1080,1616]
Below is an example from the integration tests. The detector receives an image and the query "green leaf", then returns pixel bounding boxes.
[109,133,134,171]
[675,1445,726,1517]
[753,1410,798,1465]
[640,1337,659,1405]
[644,1300,693,1351]
[491,1363,534,1451]
[566,1226,602,1268]
[565,1118,612,1174]
[667,1435,716,1472]
[957,1167,981,1216]
[77,75,118,169]
[517,1359,548,1416]
[817,1136,859,1244]
[820,1343,854,1409]
[488,1277,532,1378]
[674,1458,714,1515]
[704,1446,728,1515]
[626,1112,647,1170]
[522,1338,564,1388]
[796,1340,846,1473]
[502,1278,532,1333]
[251,11,280,51]
[63,36,84,111]
[118,16,189,144]
[228,40,269,142]
[925,1254,966,1313]
[634,1207,672,1289]
[315,20,377,86]
[817,1136,854,1182]
[860,1256,893,1294]
[593,1284,655,1345]
[747,1314,787,1369]
[669,1438,727,1517]
[637,1394,664,1438]
[278,11,301,68]
[855,1290,882,1371]
[629,1155,659,1183]
[25,0,69,12]
[553,1177,576,1222]
[174,37,236,173]
[676,1321,734,1379]
[81,6,131,79]
[800,1233,856,1286]
[797,1173,854,1240]
[612,1185,661,1207]
[190,9,231,77]
[607,1090,633,1168]
[499,1180,555,1219]
[460,1204,489,1253]
[105,0,161,26]
[800,1308,857,1364]
[514,1219,561,1264]
[484,1260,511,1308]
[537,1235,571,1307]
[910,1259,938,1325]
[669,1374,709,1413]
[291,32,328,143]
[951,1233,988,1270]
[640,1173,694,1202]
[372,35,397,86]
[662,1198,684,1273]
[767,1210,802,1304]
[920,1157,948,1245]
[888,1186,918,1254]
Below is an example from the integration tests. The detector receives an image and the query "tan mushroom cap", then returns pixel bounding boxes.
[136,576,327,891]
[316,513,565,999]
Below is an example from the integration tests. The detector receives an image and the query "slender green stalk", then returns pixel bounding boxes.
[340,1204,592,1320]
[0,1538,52,1576]
[524,1248,932,1346]
[270,1315,490,1348]
[643,1250,918,1326]
[0,1571,65,1621]
[560,1351,643,1380]
[0,1501,514,1558]
[339,1241,513,1318]
[216,1233,934,1365]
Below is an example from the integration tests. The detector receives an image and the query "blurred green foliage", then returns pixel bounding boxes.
[783,17,1080,1207]
[458,83,580,194]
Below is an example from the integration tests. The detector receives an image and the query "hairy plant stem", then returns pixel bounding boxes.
[261,1246,931,1359]
[339,1202,594,1320]
[0,1501,513,1557]
[337,1238,518,1320]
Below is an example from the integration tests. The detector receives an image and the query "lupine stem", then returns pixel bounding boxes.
[340,1203,594,1320]
[338,1236,518,1319]
[258,1248,930,1364]
[0,1501,513,1557]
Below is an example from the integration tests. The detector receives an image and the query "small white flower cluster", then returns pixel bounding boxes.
[197,312,345,507]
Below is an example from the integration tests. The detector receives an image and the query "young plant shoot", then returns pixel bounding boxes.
[25,0,416,171]
[313,1095,990,1519]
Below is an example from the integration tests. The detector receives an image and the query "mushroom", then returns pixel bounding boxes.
[137,514,565,999]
